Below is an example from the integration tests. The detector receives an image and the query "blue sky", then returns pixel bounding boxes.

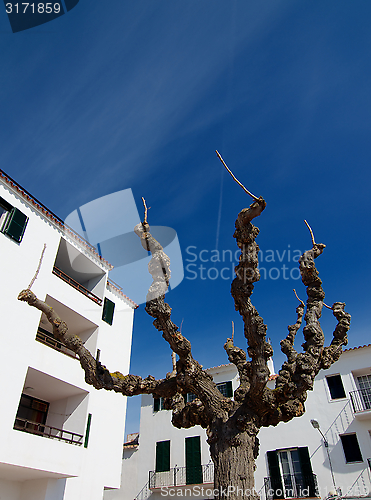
[1,1,371,435]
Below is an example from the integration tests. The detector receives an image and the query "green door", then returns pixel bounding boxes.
[185,436,203,485]
[156,440,170,472]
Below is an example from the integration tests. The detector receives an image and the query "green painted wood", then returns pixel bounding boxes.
[102,298,115,325]
[156,440,170,472]
[84,413,92,448]
[267,450,284,499]
[185,436,203,485]
[3,207,28,242]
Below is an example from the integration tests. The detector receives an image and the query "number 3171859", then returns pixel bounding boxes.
[5,3,61,14]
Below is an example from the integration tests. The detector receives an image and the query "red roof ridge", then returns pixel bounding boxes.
[106,280,138,309]
[1,169,139,308]
[343,344,371,352]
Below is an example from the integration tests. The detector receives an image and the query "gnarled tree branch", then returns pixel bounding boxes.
[17,289,177,398]
[134,214,234,428]
[230,197,273,400]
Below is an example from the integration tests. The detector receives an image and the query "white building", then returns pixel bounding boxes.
[256,344,371,500]
[106,347,371,500]
[0,169,137,500]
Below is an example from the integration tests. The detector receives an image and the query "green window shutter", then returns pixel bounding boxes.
[225,381,233,398]
[298,447,316,497]
[155,440,170,472]
[185,436,203,485]
[102,298,115,325]
[154,398,160,412]
[3,207,28,242]
[267,450,284,499]
[84,413,92,448]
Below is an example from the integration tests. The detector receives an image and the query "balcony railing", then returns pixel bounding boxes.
[350,389,371,413]
[14,418,83,445]
[36,327,78,359]
[264,473,319,500]
[52,266,102,305]
[149,464,214,488]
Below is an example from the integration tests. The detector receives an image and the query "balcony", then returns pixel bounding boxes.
[350,390,371,419]
[14,417,83,445]
[36,295,98,357]
[53,266,102,305]
[36,327,78,359]
[14,368,89,449]
[149,464,214,488]
[53,237,107,304]
[264,473,319,500]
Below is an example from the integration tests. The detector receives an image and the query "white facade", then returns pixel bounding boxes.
[0,170,136,500]
[256,345,371,500]
[104,364,241,500]
[107,348,371,500]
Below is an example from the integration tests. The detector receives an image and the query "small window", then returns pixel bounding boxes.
[0,197,28,243]
[155,440,170,472]
[14,394,49,434]
[0,197,11,228]
[326,375,346,399]
[154,397,166,412]
[186,393,197,403]
[216,381,233,398]
[102,298,115,325]
[340,434,363,463]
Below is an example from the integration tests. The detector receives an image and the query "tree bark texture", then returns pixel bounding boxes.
[18,197,351,500]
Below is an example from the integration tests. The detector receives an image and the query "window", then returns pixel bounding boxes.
[0,197,11,227]
[154,397,166,411]
[102,297,115,325]
[326,375,346,399]
[185,436,203,485]
[14,394,49,434]
[267,447,317,499]
[0,197,28,243]
[155,440,170,472]
[216,381,233,398]
[186,393,197,403]
[340,434,363,463]
[357,375,371,410]
[184,383,232,403]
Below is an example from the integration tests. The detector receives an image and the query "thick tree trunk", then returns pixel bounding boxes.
[209,424,260,500]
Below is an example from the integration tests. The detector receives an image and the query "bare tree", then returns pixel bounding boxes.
[18,159,350,500]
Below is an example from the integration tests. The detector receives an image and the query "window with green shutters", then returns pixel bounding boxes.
[185,436,203,485]
[184,383,233,406]
[267,447,316,499]
[216,381,233,398]
[102,298,115,325]
[0,198,28,243]
[155,440,170,472]
[267,450,285,499]
[153,397,166,412]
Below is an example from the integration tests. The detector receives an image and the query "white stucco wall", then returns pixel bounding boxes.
[109,349,371,500]
[0,177,135,500]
